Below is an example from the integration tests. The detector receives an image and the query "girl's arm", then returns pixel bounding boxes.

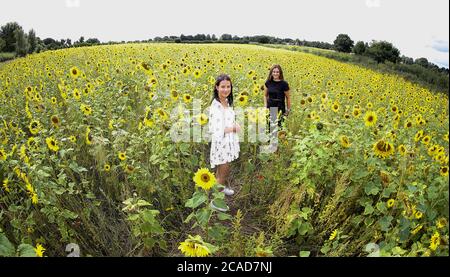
[263,85,268,108]
[285,90,291,114]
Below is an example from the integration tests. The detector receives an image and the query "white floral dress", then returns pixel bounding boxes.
[209,99,240,168]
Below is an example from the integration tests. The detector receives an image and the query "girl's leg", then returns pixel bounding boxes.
[216,163,230,186]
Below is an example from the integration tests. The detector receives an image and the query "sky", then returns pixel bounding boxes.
[1,0,448,68]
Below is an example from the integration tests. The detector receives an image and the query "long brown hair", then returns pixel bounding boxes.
[266,64,284,82]
[212,74,234,106]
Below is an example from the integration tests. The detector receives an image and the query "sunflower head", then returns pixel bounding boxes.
[364,111,377,127]
[193,168,216,190]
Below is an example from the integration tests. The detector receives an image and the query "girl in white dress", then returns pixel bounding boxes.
[209,74,241,195]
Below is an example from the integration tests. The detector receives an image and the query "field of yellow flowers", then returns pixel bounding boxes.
[0,43,448,257]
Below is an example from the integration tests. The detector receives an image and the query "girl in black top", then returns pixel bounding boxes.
[264,64,291,127]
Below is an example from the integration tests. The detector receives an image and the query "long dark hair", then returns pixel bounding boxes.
[212,74,233,106]
[266,64,285,83]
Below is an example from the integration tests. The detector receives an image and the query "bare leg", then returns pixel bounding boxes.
[216,163,230,187]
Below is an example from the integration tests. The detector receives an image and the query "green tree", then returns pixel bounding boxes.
[27,29,37,53]
[14,28,29,57]
[365,40,400,63]
[414,57,429,68]
[400,55,414,65]
[0,22,23,52]
[333,34,354,53]
[353,41,367,55]
[0,37,5,51]
[220,34,232,41]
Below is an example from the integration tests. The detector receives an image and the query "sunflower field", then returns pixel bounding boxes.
[0,43,448,257]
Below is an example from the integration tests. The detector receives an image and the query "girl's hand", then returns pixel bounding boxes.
[234,123,241,133]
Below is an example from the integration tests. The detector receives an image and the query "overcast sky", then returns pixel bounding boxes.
[1,0,448,67]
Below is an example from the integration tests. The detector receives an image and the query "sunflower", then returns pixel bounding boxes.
[331,102,339,112]
[80,104,92,116]
[45,137,59,152]
[85,127,92,145]
[440,166,448,177]
[429,232,440,251]
[278,130,287,140]
[178,235,212,257]
[398,144,406,156]
[183,93,192,104]
[391,105,398,113]
[31,192,38,205]
[0,149,7,161]
[125,164,135,174]
[237,95,248,107]
[104,163,111,172]
[404,120,413,128]
[193,168,216,190]
[118,151,126,161]
[427,145,438,156]
[414,211,423,220]
[34,243,46,257]
[352,108,361,117]
[28,120,40,135]
[51,115,61,128]
[193,69,202,79]
[69,135,77,143]
[73,88,81,100]
[387,198,395,208]
[421,135,431,145]
[339,135,351,148]
[2,178,9,192]
[364,111,377,127]
[329,229,338,241]
[27,137,38,150]
[170,89,179,100]
[247,109,258,123]
[69,66,80,79]
[414,130,424,142]
[197,113,208,126]
[436,218,447,229]
[373,139,395,159]
[156,108,169,121]
[50,97,57,105]
[148,77,158,87]
[144,109,154,127]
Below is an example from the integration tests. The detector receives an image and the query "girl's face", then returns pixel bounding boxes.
[272,68,280,80]
[216,80,232,100]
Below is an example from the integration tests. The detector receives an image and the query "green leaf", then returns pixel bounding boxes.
[392,246,407,256]
[196,208,212,227]
[320,244,331,254]
[352,169,371,181]
[211,198,228,211]
[363,204,374,215]
[143,238,156,249]
[17,244,37,257]
[378,215,393,232]
[217,212,232,221]
[375,202,387,214]
[298,222,312,236]
[364,182,381,196]
[0,233,15,257]
[136,200,152,207]
[185,191,208,209]
[184,212,195,224]
[299,251,310,257]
